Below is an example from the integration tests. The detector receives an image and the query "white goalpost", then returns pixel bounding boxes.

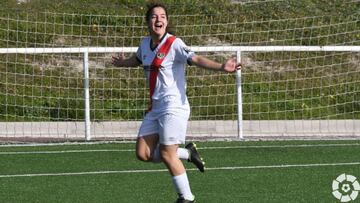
[0,10,359,142]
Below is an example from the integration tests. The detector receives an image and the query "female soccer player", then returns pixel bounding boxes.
[112,3,241,203]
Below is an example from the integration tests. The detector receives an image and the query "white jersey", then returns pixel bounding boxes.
[136,33,195,112]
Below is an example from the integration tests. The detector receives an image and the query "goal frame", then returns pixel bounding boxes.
[0,45,359,141]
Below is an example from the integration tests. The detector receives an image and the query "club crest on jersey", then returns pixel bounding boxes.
[157,52,165,59]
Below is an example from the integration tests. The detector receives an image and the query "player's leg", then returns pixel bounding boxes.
[153,142,205,172]
[136,113,160,162]
[159,112,195,202]
[160,144,185,175]
[151,141,195,163]
[136,111,198,164]
[136,132,191,164]
[135,133,159,162]
[160,144,195,202]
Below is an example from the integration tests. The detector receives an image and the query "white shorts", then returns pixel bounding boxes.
[138,109,190,145]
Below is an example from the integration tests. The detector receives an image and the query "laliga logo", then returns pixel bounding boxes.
[332,173,360,202]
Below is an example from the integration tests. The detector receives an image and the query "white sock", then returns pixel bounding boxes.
[152,146,189,163]
[177,148,190,160]
[172,172,194,201]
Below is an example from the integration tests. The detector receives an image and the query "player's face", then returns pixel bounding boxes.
[148,7,168,39]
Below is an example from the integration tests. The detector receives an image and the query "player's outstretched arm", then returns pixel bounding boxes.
[191,55,242,73]
[112,53,140,67]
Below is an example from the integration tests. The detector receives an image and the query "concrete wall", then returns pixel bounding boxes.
[0,120,359,141]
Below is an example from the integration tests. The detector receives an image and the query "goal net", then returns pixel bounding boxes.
[0,1,359,142]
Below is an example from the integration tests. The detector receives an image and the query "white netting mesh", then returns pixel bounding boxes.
[0,1,359,141]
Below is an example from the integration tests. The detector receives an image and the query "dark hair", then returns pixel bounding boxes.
[145,2,174,34]
[145,3,169,23]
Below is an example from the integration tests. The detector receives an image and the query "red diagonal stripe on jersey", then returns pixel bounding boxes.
[148,36,176,111]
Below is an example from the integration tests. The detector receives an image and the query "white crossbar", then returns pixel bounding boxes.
[0,46,360,54]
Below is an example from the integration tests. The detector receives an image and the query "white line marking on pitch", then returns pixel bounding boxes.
[0,162,359,178]
[0,149,134,155]
[200,143,360,150]
[0,143,359,155]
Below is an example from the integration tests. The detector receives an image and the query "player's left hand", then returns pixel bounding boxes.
[223,57,242,73]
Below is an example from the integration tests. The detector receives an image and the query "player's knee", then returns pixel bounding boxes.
[159,149,174,163]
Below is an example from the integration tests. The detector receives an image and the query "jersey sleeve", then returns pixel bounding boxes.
[136,45,142,64]
[173,38,196,65]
